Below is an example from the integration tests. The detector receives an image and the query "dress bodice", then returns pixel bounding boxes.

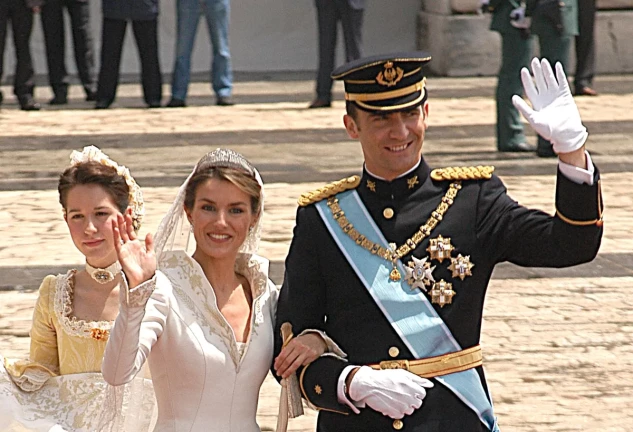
[5,271,113,389]
[103,250,278,432]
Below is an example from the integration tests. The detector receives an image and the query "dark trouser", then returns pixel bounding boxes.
[495,29,533,150]
[537,32,573,151]
[574,0,596,90]
[96,18,162,106]
[0,0,35,99]
[314,0,364,101]
[41,0,95,97]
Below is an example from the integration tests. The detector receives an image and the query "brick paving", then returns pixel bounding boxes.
[1,74,632,431]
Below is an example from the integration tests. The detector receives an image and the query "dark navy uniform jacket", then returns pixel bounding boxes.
[274,159,603,432]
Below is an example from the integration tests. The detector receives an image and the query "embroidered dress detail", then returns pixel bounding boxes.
[127,277,157,308]
[54,271,113,340]
[159,251,270,369]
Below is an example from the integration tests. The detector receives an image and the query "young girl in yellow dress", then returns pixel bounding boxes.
[0,146,155,431]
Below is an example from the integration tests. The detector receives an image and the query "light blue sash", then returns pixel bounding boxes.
[315,190,499,431]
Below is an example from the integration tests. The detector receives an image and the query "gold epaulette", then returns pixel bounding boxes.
[430,166,495,181]
[297,175,361,207]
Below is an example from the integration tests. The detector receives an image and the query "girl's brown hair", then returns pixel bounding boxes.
[58,161,130,214]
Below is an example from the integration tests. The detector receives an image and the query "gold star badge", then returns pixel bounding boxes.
[448,254,474,280]
[430,280,456,307]
[426,235,454,263]
[407,175,419,189]
[314,385,322,395]
[366,180,376,192]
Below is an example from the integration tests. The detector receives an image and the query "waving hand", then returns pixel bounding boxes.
[113,213,156,288]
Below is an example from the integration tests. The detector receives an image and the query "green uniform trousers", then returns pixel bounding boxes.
[496,29,533,150]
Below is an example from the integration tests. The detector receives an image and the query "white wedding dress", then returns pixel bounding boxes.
[103,250,278,432]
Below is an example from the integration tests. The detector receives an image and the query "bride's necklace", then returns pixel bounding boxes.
[85,261,122,284]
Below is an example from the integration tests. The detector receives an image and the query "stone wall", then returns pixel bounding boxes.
[418,0,633,76]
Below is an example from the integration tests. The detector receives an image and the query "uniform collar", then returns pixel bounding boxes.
[361,158,429,199]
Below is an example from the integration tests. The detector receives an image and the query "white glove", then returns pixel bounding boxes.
[348,366,434,419]
[512,58,588,154]
[509,6,531,29]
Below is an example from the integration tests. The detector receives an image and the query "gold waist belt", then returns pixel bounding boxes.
[369,344,482,378]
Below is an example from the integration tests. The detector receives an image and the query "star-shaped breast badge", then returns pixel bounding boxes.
[448,254,474,280]
[430,280,456,307]
[405,256,435,292]
[314,385,322,395]
[426,235,454,263]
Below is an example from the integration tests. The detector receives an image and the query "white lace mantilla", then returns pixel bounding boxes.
[54,271,113,341]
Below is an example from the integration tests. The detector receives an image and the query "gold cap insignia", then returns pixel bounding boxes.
[376,61,404,87]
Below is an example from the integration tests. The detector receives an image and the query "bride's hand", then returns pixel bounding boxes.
[274,333,327,379]
[113,213,156,288]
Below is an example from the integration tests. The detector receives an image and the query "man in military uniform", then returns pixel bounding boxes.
[527,0,579,157]
[489,0,535,152]
[273,52,603,431]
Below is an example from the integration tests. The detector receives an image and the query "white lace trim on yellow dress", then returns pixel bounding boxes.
[54,270,113,339]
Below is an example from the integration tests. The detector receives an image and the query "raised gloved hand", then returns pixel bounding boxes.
[509,6,531,29]
[512,58,588,154]
[348,366,434,419]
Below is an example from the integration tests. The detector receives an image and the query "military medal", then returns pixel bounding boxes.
[430,280,455,307]
[448,254,474,280]
[405,256,435,291]
[388,243,401,281]
[426,235,454,263]
[325,182,463,283]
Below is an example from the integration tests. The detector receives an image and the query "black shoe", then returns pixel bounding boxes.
[49,94,68,105]
[0,90,3,105]
[498,142,536,153]
[19,96,41,111]
[147,100,161,108]
[308,98,332,109]
[85,91,97,102]
[166,98,186,108]
[537,145,557,158]
[95,100,111,109]
[216,96,234,106]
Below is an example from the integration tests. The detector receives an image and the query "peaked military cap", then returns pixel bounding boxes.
[331,51,432,112]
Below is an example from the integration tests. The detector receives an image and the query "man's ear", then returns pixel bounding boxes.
[343,114,359,139]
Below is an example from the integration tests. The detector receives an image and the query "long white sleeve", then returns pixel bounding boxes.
[102,271,170,386]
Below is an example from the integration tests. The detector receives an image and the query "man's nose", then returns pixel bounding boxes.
[389,114,408,139]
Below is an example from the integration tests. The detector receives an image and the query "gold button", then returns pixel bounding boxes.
[388,347,400,358]
[393,419,404,430]
[383,207,394,219]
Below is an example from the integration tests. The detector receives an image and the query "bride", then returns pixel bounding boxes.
[102,148,339,431]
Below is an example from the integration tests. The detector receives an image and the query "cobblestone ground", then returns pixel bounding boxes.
[1,75,632,431]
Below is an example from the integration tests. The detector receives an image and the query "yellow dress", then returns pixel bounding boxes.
[0,271,156,432]
[7,271,112,386]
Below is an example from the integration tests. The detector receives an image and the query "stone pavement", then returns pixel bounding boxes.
[1,74,632,431]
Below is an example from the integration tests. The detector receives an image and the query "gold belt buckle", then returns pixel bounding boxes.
[379,359,410,371]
